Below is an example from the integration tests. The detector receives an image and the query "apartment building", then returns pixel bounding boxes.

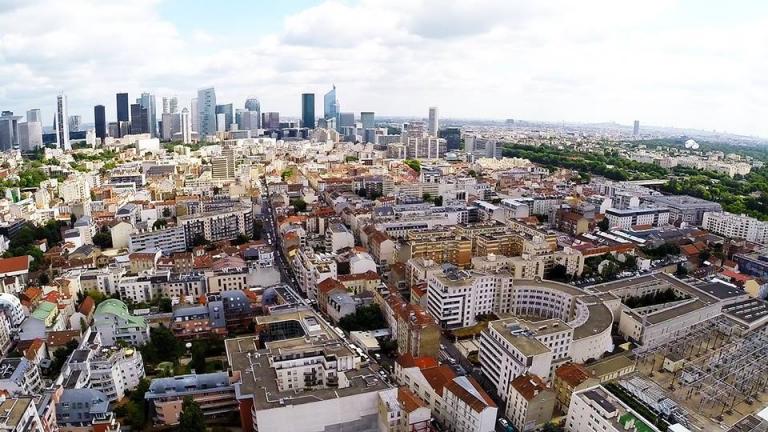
[605,207,670,229]
[146,372,237,426]
[395,355,497,432]
[377,387,433,432]
[62,332,145,402]
[178,204,253,244]
[702,211,768,244]
[506,374,555,432]
[0,396,45,431]
[128,226,187,254]
[170,301,227,340]
[292,248,337,300]
[93,299,150,346]
[566,385,661,432]
[0,357,43,395]
[399,228,472,268]
[226,311,391,432]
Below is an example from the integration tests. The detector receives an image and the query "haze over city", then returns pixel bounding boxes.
[1,0,767,136]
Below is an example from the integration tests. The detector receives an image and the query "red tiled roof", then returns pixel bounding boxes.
[396,353,439,370]
[398,387,426,413]
[337,270,380,282]
[0,255,31,274]
[420,365,455,394]
[79,296,95,315]
[445,375,497,412]
[511,374,549,401]
[555,363,593,387]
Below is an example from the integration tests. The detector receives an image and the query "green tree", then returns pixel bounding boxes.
[433,195,443,206]
[597,218,610,232]
[178,396,206,432]
[338,304,388,332]
[162,207,172,218]
[190,342,208,374]
[70,213,77,228]
[403,159,421,172]
[290,198,307,212]
[92,231,112,249]
[153,219,168,230]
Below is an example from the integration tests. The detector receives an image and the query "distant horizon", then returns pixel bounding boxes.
[1,1,766,137]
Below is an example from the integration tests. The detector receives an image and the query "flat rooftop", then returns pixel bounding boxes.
[488,318,569,356]
[225,334,390,411]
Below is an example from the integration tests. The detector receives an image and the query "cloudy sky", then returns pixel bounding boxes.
[0,0,766,136]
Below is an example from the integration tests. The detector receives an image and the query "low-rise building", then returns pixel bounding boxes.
[566,385,662,432]
[506,374,555,432]
[145,372,237,426]
[93,299,150,346]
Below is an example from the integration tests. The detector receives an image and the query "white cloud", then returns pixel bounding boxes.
[0,0,766,136]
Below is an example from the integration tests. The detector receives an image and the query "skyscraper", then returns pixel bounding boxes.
[197,87,216,139]
[216,113,227,133]
[56,94,71,150]
[262,112,279,129]
[0,112,22,151]
[215,103,234,131]
[26,109,41,123]
[428,106,439,136]
[94,105,106,141]
[301,93,315,129]
[162,96,179,114]
[245,97,260,129]
[180,108,192,144]
[130,103,148,134]
[190,98,198,132]
[116,93,129,123]
[68,115,82,132]
[18,121,42,152]
[633,120,640,136]
[323,85,339,120]
[361,112,375,130]
[139,92,157,137]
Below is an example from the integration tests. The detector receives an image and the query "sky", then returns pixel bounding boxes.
[0,0,767,136]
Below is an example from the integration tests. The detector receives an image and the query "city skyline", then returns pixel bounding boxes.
[0,0,766,137]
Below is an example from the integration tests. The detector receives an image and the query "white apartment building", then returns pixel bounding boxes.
[61,329,146,402]
[0,358,43,396]
[93,299,150,346]
[325,223,354,254]
[396,358,497,432]
[566,385,661,432]
[177,205,252,244]
[702,211,768,244]
[0,396,44,431]
[605,207,670,229]
[427,269,506,328]
[129,226,187,253]
[292,248,337,300]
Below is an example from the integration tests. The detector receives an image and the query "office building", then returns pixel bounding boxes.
[216,113,226,132]
[116,92,129,123]
[162,95,178,114]
[646,195,722,225]
[197,87,217,139]
[130,104,148,134]
[139,92,157,137]
[26,109,41,123]
[440,126,461,150]
[323,84,340,124]
[339,112,354,130]
[262,112,280,129]
[56,93,71,150]
[180,108,192,144]
[94,105,106,141]
[245,97,260,112]
[68,114,81,132]
[215,103,234,131]
[211,147,236,180]
[0,112,22,151]
[633,120,640,136]
[361,111,375,130]
[428,106,439,136]
[160,112,179,141]
[18,121,43,152]
[190,97,198,132]
[301,93,315,129]
[702,211,768,244]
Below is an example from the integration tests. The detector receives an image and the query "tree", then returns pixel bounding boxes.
[549,264,569,281]
[190,342,207,373]
[192,233,209,247]
[162,207,172,218]
[153,219,168,230]
[92,232,112,249]
[433,195,443,206]
[698,250,711,262]
[70,213,77,228]
[597,218,610,232]
[232,233,250,245]
[290,198,307,212]
[403,159,421,172]
[422,193,432,203]
[338,304,387,332]
[178,396,206,432]
[158,297,173,313]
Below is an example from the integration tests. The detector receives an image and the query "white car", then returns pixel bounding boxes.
[498,418,509,428]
